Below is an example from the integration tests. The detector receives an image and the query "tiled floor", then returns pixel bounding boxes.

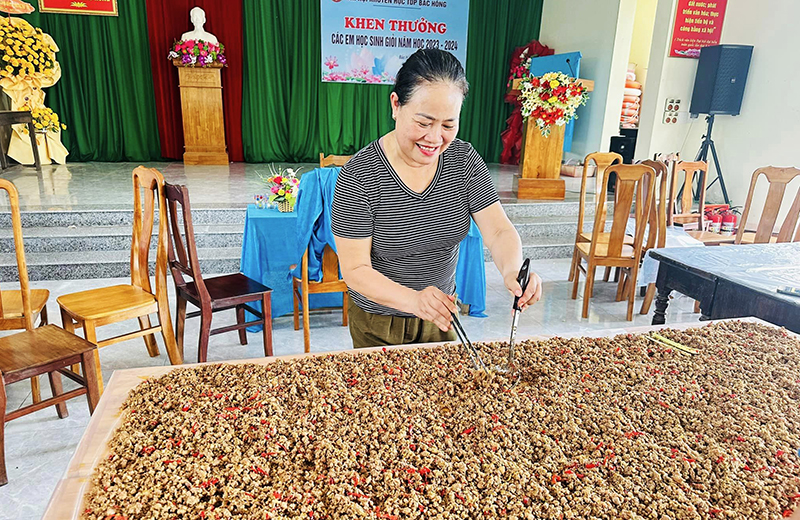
[0,258,701,519]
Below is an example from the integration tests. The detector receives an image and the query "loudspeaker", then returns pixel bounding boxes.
[610,136,636,164]
[690,44,753,116]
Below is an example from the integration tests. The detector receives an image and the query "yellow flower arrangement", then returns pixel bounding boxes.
[0,18,55,80]
[19,106,66,133]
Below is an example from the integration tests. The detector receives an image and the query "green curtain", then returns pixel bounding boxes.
[21,1,161,161]
[242,0,543,163]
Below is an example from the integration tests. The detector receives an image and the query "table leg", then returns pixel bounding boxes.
[27,122,41,171]
[80,349,101,414]
[652,287,671,325]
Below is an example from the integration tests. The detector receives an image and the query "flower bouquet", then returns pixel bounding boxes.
[518,72,589,137]
[26,106,66,133]
[259,166,300,212]
[168,39,226,67]
[0,17,57,80]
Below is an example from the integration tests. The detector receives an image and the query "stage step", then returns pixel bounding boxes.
[0,201,611,281]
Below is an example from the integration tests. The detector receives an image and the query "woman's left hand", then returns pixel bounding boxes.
[504,270,543,312]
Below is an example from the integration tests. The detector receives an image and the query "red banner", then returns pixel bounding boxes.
[38,0,118,16]
[669,0,727,58]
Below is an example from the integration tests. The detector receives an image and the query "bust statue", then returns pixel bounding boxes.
[181,7,218,44]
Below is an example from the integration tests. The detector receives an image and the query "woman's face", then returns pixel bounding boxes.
[390,81,463,168]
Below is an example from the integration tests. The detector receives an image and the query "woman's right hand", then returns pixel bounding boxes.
[412,287,457,332]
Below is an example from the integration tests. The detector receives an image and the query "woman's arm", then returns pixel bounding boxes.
[472,202,543,310]
[335,235,457,331]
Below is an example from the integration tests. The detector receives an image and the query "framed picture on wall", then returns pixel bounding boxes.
[38,0,119,16]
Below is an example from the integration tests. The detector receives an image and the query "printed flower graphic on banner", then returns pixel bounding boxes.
[324,55,338,70]
[349,48,374,76]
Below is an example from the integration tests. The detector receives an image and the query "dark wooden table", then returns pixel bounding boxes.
[650,242,800,333]
[0,110,41,171]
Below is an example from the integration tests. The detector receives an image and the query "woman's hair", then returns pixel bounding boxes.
[392,49,469,106]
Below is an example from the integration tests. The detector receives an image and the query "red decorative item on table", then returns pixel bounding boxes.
[500,40,554,165]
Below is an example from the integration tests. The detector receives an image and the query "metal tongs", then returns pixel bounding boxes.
[506,259,531,373]
[451,310,489,374]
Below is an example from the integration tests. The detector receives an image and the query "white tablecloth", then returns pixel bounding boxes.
[624,220,704,286]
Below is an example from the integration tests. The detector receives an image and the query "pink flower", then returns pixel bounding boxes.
[324,56,339,70]
[271,186,279,194]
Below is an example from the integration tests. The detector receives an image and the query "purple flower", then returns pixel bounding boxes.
[181,54,192,64]
[218,54,227,65]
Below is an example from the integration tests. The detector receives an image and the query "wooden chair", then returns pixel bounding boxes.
[165,183,273,363]
[669,160,708,230]
[568,152,623,282]
[292,245,348,353]
[0,178,50,405]
[571,164,656,321]
[635,160,669,314]
[734,166,800,245]
[57,167,182,394]
[319,153,352,168]
[1,325,101,486]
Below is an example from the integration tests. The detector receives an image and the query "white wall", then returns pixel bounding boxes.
[628,0,658,89]
[637,0,800,220]
[540,0,636,160]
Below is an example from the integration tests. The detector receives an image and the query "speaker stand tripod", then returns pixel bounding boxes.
[693,114,731,206]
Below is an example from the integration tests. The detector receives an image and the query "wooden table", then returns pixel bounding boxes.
[650,243,800,332]
[42,318,800,519]
[0,110,41,171]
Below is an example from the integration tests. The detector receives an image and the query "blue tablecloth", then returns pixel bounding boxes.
[240,169,488,330]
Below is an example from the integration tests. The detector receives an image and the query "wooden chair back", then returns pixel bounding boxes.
[736,166,800,244]
[0,179,33,330]
[164,183,210,304]
[319,153,352,168]
[578,152,623,235]
[654,153,680,226]
[639,160,669,251]
[591,164,655,260]
[131,166,170,302]
[669,160,707,230]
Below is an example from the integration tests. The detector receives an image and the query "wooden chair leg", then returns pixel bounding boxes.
[175,296,187,357]
[47,371,68,419]
[640,283,656,315]
[30,375,41,405]
[61,307,81,374]
[0,372,7,487]
[582,264,597,319]
[157,300,182,366]
[82,322,103,395]
[302,285,311,354]
[616,272,628,302]
[293,283,300,331]
[39,305,48,326]
[613,267,621,283]
[603,266,612,282]
[261,293,273,357]
[571,258,581,300]
[235,305,248,345]
[138,315,160,358]
[626,268,640,322]
[198,310,212,363]
[80,349,101,414]
[568,248,578,282]
[342,292,348,327]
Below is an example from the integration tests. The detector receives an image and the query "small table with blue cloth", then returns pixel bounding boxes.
[240,167,488,332]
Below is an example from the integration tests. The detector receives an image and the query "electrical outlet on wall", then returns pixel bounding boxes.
[663,97,683,124]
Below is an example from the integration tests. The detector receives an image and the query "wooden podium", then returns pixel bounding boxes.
[174,61,229,165]
[509,78,594,200]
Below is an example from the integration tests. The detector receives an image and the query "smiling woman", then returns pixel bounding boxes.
[332,49,543,349]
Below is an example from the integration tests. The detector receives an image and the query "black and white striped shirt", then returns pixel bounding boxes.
[331,138,498,316]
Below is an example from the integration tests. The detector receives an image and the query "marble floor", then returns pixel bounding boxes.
[0,161,589,212]
[0,258,702,519]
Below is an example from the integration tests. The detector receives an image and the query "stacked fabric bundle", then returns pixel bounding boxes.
[621,64,642,128]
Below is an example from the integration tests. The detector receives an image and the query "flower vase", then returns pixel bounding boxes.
[278,201,294,213]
